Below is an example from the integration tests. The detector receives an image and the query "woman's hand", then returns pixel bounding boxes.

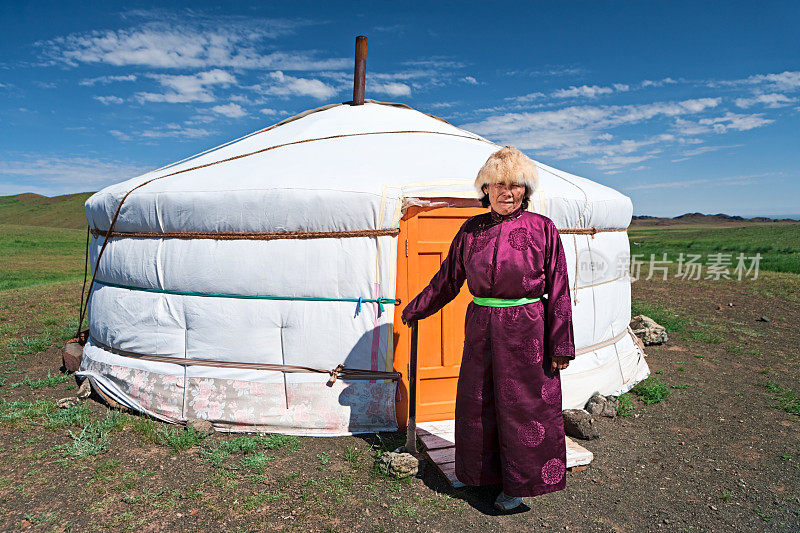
[550,356,571,372]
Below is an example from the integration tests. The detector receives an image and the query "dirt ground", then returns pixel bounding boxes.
[0,271,798,532]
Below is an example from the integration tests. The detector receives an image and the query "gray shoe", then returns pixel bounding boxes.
[494,491,523,511]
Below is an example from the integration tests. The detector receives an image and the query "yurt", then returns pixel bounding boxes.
[76,45,649,436]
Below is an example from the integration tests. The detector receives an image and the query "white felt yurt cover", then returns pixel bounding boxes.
[78,101,649,435]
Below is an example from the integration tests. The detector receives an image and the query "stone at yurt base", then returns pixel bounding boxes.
[585,392,620,418]
[77,101,650,436]
[630,314,669,345]
[563,409,600,440]
[376,449,425,479]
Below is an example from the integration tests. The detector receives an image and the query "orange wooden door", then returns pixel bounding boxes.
[394,205,485,424]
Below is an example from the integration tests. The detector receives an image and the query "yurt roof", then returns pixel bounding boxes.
[85,101,632,233]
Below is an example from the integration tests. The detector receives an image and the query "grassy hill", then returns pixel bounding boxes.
[0,192,94,229]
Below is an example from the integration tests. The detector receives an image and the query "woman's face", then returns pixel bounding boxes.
[484,182,526,216]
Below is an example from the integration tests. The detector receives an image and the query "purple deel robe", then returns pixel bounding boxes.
[401,206,576,497]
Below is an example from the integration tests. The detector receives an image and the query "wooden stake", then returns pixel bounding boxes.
[405,320,418,453]
[352,35,367,105]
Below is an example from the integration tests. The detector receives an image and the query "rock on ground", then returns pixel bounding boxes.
[562,409,599,440]
[376,450,425,478]
[584,392,619,418]
[630,314,669,345]
[62,342,83,373]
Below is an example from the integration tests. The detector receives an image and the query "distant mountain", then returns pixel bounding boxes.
[0,192,95,229]
[632,212,800,224]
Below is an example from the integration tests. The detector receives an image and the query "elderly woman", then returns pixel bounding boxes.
[401,146,576,511]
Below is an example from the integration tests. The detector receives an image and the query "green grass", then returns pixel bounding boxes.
[631,299,688,332]
[616,393,635,417]
[202,434,300,469]
[63,409,130,458]
[628,222,800,275]
[765,380,800,416]
[632,376,671,405]
[93,459,122,481]
[132,419,208,452]
[0,224,87,291]
[0,398,91,428]
[344,445,363,467]
[239,452,275,472]
[243,490,285,510]
[156,426,208,452]
[686,328,724,344]
[6,319,77,355]
[11,371,71,390]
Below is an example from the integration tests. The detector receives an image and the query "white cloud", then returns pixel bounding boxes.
[586,153,656,170]
[674,112,773,135]
[552,85,615,98]
[506,92,545,103]
[211,102,247,118]
[0,154,150,195]
[185,115,216,125]
[138,123,213,139]
[136,69,235,103]
[740,71,800,92]
[640,77,677,88]
[463,76,478,85]
[94,95,124,105]
[710,70,800,92]
[734,93,797,108]
[427,102,456,109]
[670,144,740,162]
[503,66,588,78]
[372,24,407,34]
[461,98,722,170]
[259,108,279,115]
[110,130,131,141]
[79,74,137,86]
[463,98,720,146]
[258,71,337,100]
[369,81,411,97]
[39,20,348,71]
[316,64,466,96]
[109,123,214,141]
[625,173,774,191]
[401,58,466,69]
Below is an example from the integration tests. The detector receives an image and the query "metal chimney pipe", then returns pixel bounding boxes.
[352,35,367,105]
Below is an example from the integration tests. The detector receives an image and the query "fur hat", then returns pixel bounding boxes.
[474,146,539,196]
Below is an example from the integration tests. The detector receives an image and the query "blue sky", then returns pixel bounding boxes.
[1,1,798,217]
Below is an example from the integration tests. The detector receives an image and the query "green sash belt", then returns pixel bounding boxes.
[472,296,541,307]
